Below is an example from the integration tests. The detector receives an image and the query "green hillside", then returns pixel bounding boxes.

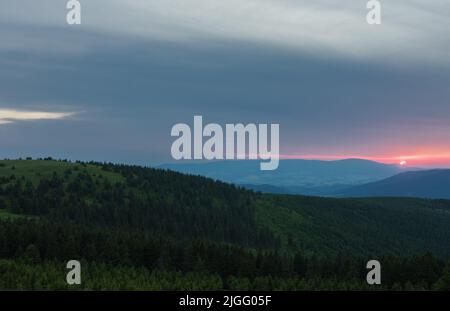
[256,195,450,257]
[0,159,123,184]
[1,159,450,290]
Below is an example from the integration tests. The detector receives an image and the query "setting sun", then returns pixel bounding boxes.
[400,161,407,166]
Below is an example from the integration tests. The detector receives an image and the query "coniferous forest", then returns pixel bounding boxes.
[0,159,450,290]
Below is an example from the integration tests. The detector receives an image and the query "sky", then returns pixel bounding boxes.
[1,0,450,168]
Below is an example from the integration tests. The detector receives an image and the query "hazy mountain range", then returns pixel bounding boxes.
[160,159,402,185]
[160,159,450,199]
[160,159,405,196]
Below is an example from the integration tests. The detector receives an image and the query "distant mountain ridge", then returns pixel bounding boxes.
[160,159,405,193]
[338,169,450,199]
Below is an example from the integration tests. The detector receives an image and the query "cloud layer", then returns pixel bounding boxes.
[0,109,74,124]
[1,1,449,65]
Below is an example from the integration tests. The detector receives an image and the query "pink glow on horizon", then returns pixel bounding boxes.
[243,149,450,168]
[278,153,450,168]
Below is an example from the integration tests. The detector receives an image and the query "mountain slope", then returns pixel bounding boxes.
[256,195,450,257]
[0,159,273,248]
[339,169,450,199]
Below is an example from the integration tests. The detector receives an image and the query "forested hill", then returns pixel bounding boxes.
[1,159,450,290]
[0,159,276,249]
[1,159,450,258]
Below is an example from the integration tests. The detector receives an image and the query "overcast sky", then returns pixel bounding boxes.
[1,0,450,167]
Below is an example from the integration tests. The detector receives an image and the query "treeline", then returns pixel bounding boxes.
[0,219,294,278]
[1,260,449,291]
[0,219,449,290]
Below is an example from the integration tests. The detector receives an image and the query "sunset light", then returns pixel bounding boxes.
[279,152,450,168]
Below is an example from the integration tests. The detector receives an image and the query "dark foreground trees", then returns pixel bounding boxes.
[0,219,448,290]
